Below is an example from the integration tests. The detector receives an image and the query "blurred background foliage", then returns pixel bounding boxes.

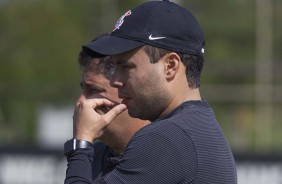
[0,0,281,154]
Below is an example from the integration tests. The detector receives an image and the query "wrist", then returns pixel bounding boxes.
[64,138,93,156]
[74,134,95,143]
[73,128,98,142]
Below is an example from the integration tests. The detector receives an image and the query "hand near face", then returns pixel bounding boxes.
[73,93,127,142]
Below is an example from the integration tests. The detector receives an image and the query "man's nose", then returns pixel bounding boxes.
[110,71,124,88]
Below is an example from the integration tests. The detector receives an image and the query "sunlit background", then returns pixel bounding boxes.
[0,0,281,183]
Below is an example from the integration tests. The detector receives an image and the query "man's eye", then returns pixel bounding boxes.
[88,88,100,94]
[83,88,100,96]
[122,65,133,69]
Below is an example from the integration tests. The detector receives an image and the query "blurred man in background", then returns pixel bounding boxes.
[64,34,149,182]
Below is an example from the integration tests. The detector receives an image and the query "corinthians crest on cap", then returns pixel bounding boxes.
[113,10,132,31]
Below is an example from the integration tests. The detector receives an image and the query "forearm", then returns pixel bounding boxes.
[65,147,94,184]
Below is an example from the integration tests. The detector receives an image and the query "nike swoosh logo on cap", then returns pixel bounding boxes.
[148,34,166,40]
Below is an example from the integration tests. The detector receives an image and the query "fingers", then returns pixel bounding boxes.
[73,93,128,141]
[76,95,115,109]
[103,104,127,124]
[96,106,112,115]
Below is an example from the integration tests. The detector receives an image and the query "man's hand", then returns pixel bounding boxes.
[73,93,127,142]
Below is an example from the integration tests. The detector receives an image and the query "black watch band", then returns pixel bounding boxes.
[64,138,93,156]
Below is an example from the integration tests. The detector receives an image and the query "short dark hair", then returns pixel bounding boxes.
[78,33,115,80]
[143,45,204,88]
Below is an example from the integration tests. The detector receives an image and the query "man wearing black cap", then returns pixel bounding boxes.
[65,0,237,183]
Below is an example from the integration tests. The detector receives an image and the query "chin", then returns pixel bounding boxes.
[129,109,157,121]
[128,109,138,118]
[128,110,145,120]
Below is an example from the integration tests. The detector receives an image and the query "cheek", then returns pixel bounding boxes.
[126,63,162,93]
[102,89,121,103]
[144,70,164,94]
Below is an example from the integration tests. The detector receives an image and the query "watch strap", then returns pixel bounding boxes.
[64,138,93,156]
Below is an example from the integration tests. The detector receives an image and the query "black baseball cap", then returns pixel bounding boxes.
[83,0,205,57]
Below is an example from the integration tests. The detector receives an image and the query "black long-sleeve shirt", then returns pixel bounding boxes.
[65,100,237,183]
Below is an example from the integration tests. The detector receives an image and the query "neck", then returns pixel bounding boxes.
[158,87,201,120]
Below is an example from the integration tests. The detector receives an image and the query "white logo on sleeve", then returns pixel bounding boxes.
[148,34,166,40]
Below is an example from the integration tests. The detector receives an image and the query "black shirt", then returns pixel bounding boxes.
[65,100,237,183]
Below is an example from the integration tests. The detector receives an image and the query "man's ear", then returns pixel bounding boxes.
[163,52,181,79]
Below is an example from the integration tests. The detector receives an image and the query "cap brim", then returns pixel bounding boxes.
[82,35,145,58]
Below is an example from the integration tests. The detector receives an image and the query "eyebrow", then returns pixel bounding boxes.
[115,59,128,65]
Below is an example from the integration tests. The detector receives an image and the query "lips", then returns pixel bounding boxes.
[119,94,130,106]
[121,98,130,106]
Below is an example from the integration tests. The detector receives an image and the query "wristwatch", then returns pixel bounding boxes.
[64,138,93,156]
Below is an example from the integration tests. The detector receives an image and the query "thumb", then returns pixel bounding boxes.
[103,104,127,124]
